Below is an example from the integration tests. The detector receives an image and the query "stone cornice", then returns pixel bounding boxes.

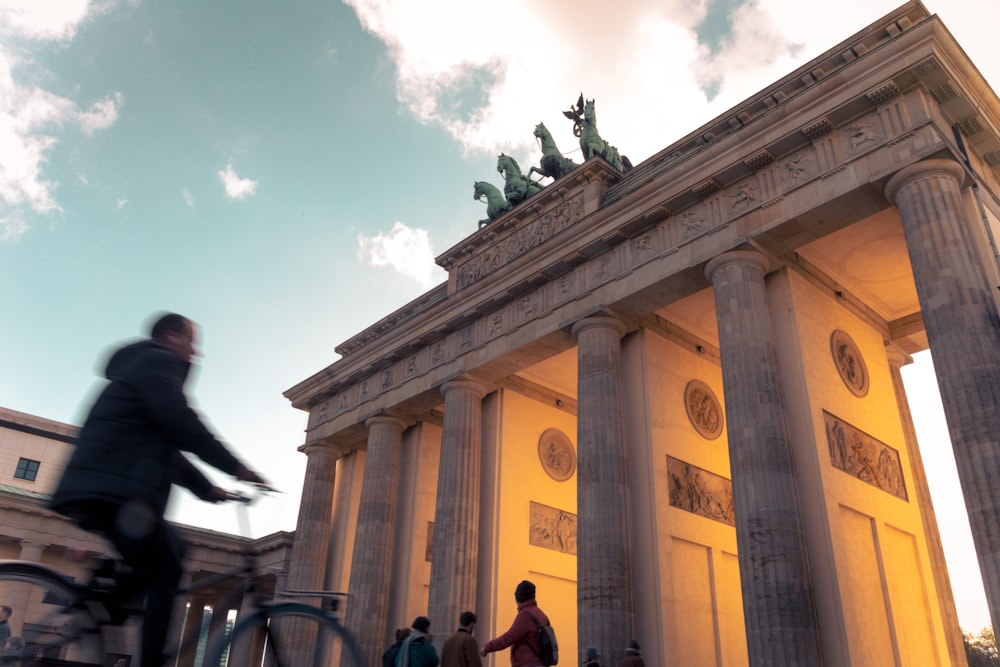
[0,407,78,442]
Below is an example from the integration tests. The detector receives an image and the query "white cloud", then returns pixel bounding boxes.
[0,214,28,241]
[357,221,446,289]
[180,187,193,206]
[343,0,1000,169]
[115,197,126,209]
[0,0,97,42]
[0,0,121,239]
[76,91,122,135]
[218,164,258,200]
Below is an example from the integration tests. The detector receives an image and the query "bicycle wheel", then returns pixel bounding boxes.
[0,561,105,664]
[203,602,365,667]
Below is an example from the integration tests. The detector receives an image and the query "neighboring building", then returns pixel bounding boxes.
[0,406,293,666]
[285,3,1000,666]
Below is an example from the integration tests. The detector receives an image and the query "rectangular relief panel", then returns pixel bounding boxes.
[884,524,940,666]
[838,505,895,666]
[824,410,908,500]
[671,537,721,667]
[529,501,577,555]
[667,456,735,526]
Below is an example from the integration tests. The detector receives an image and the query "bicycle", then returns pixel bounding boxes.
[0,486,365,667]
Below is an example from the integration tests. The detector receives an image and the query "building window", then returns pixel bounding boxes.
[14,457,40,482]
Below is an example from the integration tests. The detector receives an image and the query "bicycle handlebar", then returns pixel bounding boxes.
[225,482,280,504]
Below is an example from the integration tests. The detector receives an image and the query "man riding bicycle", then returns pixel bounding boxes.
[50,313,266,667]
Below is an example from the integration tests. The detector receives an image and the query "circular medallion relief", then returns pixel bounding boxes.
[830,329,869,397]
[684,380,724,440]
[538,428,576,482]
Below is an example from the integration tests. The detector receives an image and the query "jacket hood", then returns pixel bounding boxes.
[106,339,191,383]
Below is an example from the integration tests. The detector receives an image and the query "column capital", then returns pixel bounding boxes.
[704,249,770,284]
[884,343,913,369]
[571,315,627,341]
[884,158,965,205]
[364,414,409,432]
[298,438,341,457]
[441,376,491,399]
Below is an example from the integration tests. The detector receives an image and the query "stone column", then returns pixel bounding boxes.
[705,251,822,666]
[286,440,340,594]
[175,596,206,667]
[886,157,1000,632]
[885,344,965,665]
[226,593,266,666]
[345,415,408,666]
[428,377,490,644]
[571,315,635,666]
[280,439,339,666]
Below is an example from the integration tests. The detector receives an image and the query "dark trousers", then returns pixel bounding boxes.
[68,501,185,667]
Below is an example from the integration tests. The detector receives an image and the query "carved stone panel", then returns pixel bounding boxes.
[538,428,576,482]
[529,501,577,555]
[684,380,724,440]
[824,411,908,500]
[454,194,585,290]
[830,329,869,397]
[667,456,735,526]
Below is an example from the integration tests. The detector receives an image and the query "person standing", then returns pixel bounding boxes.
[582,647,601,667]
[49,313,266,667]
[384,628,412,667]
[442,611,480,667]
[480,580,550,667]
[0,606,11,645]
[396,616,439,667]
[617,641,643,667]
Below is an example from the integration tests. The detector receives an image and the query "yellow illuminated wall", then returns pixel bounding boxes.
[624,329,747,667]
[488,388,578,664]
[770,268,950,666]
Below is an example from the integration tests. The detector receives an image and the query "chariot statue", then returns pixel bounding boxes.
[563,94,632,172]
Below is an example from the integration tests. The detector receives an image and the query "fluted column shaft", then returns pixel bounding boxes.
[346,415,408,666]
[885,345,965,665]
[428,377,489,642]
[886,158,1000,631]
[287,441,340,592]
[572,316,635,666]
[705,251,822,666]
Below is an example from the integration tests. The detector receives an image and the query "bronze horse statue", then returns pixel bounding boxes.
[474,180,510,228]
[529,122,578,181]
[497,153,544,206]
[564,94,631,172]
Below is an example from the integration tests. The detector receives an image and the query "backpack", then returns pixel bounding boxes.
[524,610,559,666]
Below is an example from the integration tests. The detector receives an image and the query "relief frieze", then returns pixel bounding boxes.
[679,208,707,240]
[455,194,585,290]
[529,501,577,555]
[845,116,884,155]
[667,456,735,526]
[783,152,815,186]
[824,410,908,500]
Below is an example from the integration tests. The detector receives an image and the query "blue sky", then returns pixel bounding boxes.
[1,0,997,632]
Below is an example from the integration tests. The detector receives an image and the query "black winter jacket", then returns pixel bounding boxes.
[50,339,242,518]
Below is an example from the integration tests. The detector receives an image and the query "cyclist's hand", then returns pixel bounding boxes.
[235,463,267,486]
[206,486,234,503]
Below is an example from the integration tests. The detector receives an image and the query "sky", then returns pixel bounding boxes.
[1,0,997,634]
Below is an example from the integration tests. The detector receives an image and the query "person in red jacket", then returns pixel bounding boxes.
[480,580,550,667]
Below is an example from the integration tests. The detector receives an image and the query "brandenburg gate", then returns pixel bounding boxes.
[285,3,1000,665]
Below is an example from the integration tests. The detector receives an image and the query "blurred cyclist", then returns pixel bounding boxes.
[51,312,266,667]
